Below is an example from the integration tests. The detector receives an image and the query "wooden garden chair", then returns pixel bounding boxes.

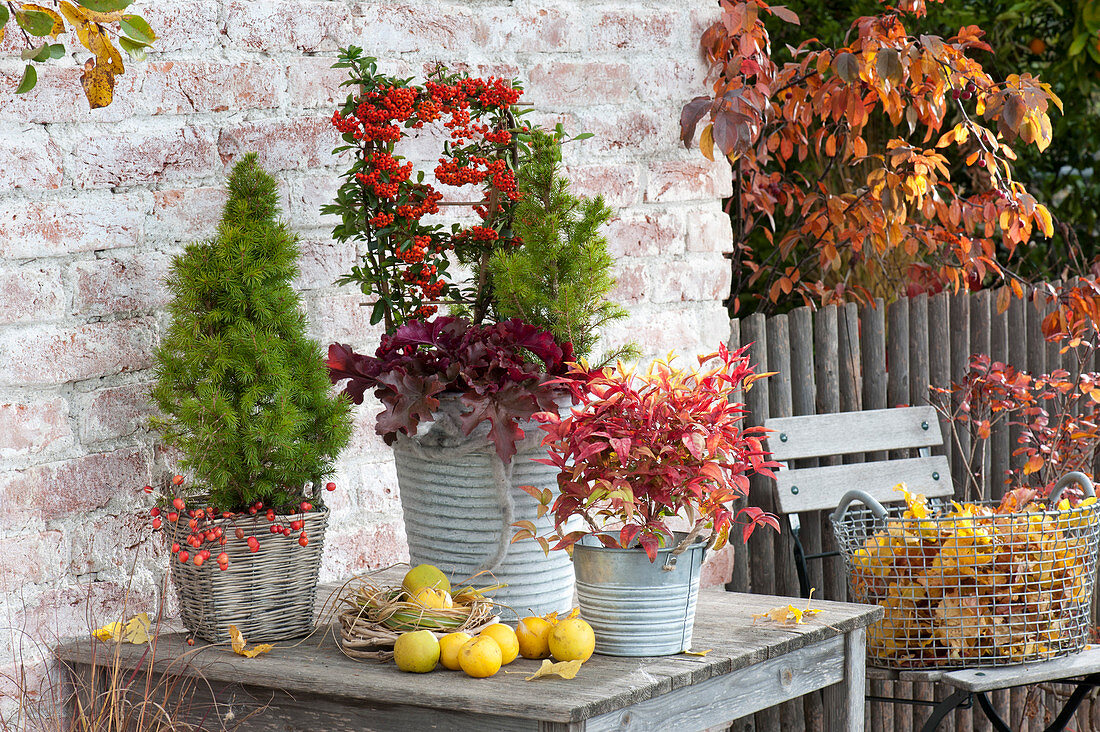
[764,405,1100,732]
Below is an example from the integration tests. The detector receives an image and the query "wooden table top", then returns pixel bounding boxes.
[56,587,881,725]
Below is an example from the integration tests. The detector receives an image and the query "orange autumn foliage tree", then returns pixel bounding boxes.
[682,0,1062,313]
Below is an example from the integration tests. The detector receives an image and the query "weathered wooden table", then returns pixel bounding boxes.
[57,589,881,731]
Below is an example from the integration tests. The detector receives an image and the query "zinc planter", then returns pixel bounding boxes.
[168,508,327,643]
[392,400,574,619]
[573,534,707,656]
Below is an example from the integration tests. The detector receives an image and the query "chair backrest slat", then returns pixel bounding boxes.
[774,455,954,514]
[766,406,941,462]
[765,406,952,515]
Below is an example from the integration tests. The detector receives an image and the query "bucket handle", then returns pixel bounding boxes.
[1050,471,1096,503]
[830,473,1094,525]
[830,490,889,525]
[663,536,708,571]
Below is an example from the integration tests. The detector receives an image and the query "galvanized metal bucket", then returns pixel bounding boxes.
[572,533,706,656]
[392,398,574,619]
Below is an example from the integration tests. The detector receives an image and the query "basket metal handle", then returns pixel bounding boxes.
[1049,471,1096,503]
[830,489,889,524]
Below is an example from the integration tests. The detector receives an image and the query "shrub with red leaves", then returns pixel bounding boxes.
[513,343,781,562]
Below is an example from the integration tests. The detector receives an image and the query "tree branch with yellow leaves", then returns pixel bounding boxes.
[1,0,155,108]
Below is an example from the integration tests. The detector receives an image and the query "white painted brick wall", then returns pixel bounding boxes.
[0,0,734,706]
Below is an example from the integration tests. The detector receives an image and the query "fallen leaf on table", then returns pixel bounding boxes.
[122,612,151,644]
[683,649,712,656]
[92,613,151,644]
[228,625,273,658]
[92,621,121,642]
[753,589,822,626]
[542,607,582,626]
[524,659,582,680]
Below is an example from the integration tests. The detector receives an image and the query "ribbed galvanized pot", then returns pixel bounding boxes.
[573,535,706,656]
[392,403,574,619]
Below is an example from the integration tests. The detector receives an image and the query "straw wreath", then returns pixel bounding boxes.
[336,574,500,661]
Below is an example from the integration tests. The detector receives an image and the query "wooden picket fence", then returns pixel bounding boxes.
[724,288,1100,732]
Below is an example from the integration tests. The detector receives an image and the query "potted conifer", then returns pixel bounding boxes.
[150,154,352,643]
[516,346,780,655]
[324,50,634,616]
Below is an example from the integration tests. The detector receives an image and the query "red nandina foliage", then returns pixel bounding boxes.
[682,0,1062,313]
[327,317,575,463]
[513,344,781,561]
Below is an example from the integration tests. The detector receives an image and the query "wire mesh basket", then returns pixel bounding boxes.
[830,472,1100,670]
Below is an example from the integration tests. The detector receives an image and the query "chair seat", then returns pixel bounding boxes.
[940,648,1100,693]
[868,647,1100,692]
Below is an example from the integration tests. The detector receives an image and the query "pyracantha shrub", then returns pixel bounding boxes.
[325,47,525,331]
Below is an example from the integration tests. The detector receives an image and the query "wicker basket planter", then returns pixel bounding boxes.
[168,508,328,643]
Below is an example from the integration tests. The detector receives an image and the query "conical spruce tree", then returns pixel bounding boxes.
[488,130,637,365]
[151,153,352,512]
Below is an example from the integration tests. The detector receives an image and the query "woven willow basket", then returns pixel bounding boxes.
[168,508,327,643]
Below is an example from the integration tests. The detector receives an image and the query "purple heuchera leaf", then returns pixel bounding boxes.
[327,317,576,463]
[326,342,376,404]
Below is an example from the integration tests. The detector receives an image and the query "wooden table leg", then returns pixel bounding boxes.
[843,627,867,731]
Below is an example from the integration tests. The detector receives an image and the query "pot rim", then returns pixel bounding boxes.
[574,530,708,554]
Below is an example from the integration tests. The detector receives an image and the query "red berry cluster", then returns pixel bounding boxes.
[434,156,517,200]
[145,477,337,570]
[468,226,499,242]
[352,151,413,199]
[330,63,526,326]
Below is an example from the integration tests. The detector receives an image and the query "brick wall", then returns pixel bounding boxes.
[0,0,732,703]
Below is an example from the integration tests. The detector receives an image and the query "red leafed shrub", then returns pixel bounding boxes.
[327,317,574,464]
[936,280,1100,497]
[514,344,781,561]
[933,353,1100,498]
